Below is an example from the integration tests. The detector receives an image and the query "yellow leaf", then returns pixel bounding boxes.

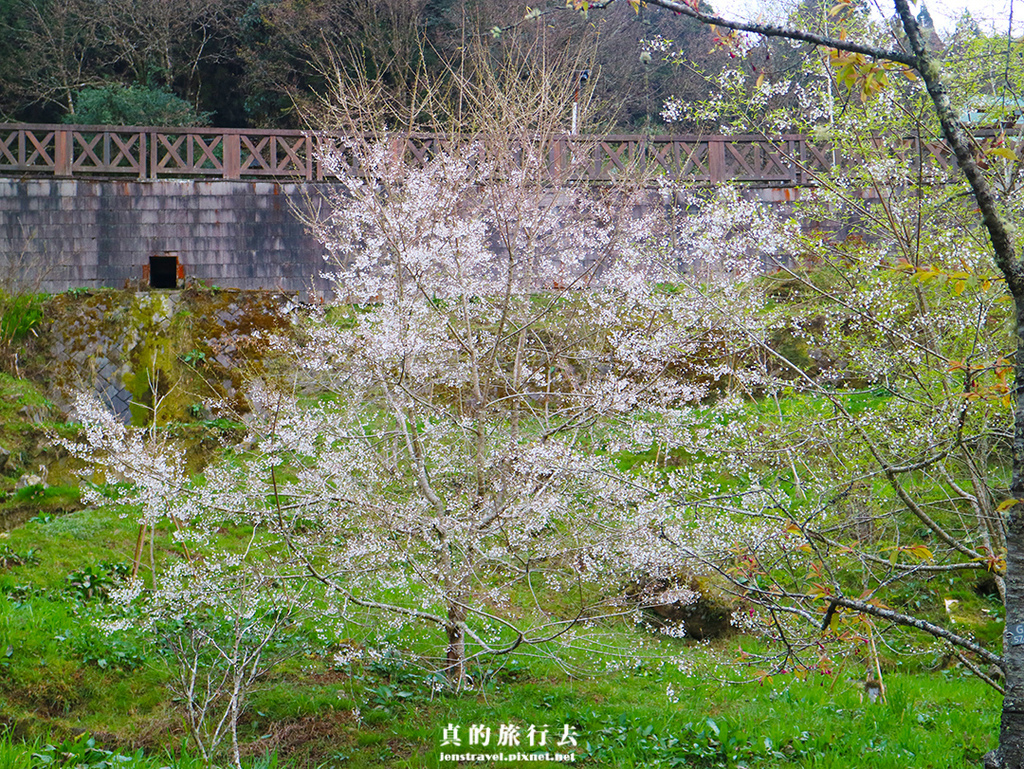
[907,545,934,562]
[952,279,966,296]
[988,147,1018,161]
[902,69,918,81]
[997,498,1019,512]
[830,610,842,632]
[756,73,765,89]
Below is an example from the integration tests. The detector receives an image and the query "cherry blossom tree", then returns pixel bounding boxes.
[67,52,736,697]
[644,178,1010,674]
[230,134,707,684]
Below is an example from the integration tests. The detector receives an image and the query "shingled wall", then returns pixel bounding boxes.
[0,178,814,299]
[0,178,334,298]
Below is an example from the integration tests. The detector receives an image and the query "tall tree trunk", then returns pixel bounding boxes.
[999,491,1024,768]
[634,0,1023,761]
[890,2,1024,765]
[987,295,1024,767]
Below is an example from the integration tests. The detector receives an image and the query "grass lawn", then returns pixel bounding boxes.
[0,501,1002,768]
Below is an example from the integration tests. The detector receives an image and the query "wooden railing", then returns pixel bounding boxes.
[0,123,979,185]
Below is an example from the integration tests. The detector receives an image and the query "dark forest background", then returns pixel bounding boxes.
[0,0,735,130]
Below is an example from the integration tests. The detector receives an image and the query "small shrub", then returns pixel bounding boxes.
[66,84,211,127]
[65,562,129,602]
[62,629,147,672]
[0,545,39,569]
[31,733,145,768]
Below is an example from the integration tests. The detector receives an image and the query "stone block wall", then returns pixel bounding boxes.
[0,179,334,298]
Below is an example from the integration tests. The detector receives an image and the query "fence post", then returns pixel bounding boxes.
[708,138,726,183]
[224,133,241,179]
[148,131,158,179]
[54,130,72,176]
[304,132,313,181]
[550,136,564,178]
[138,131,147,180]
[315,133,324,180]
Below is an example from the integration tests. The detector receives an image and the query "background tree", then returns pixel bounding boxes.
[236,0,449,127]
[586,0,1024,764]
[94,0,244,97]
[64,84,212,127]
[4,0,110,119]
[461,0,731,130]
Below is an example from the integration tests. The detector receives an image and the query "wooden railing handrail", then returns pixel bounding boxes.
[0,122,1002,185]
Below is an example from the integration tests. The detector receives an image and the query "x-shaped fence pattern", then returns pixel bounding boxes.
[0,123,995,185]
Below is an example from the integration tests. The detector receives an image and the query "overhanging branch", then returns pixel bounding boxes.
[607,0,916,67]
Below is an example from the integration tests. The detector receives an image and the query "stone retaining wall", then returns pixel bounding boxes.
[0,178,813,298]
[38,289,295,423]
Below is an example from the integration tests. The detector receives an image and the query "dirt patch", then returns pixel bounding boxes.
[244,711,356,765]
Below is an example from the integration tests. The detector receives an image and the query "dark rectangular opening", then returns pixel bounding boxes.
[149,255,178,289]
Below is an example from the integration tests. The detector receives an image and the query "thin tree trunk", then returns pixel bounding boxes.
[446,601,467,688]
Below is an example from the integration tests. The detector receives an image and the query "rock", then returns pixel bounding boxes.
[627,574,736,641]
[15,473,45,490]
[17,405,47,425]
[0,445,9,471]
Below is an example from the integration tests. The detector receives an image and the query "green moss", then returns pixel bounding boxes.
[30,289,296,428]
[122,294,190,425]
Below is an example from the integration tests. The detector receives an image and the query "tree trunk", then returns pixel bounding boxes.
[990,298,1024,768]
[890,2,1024,764]
[445,601,467,688]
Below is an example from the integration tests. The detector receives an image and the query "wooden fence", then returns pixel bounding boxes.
[0,123,976,185]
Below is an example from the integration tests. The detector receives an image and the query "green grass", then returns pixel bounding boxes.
[0,354,1007,768]
[0,433,1001,767]
[0,294,46,345]
[0,497,1002,767]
